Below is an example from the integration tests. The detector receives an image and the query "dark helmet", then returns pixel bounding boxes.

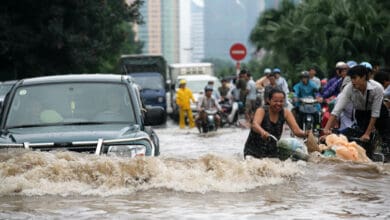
[300,71,310,78]
[204,85,213,92]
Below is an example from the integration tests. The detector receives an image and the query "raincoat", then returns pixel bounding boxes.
[176,87,195,128]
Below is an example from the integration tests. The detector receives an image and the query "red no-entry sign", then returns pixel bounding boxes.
[230,43,247,61]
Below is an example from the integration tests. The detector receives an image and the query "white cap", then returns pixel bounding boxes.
[335,61,347,68]
[264,68,271,74]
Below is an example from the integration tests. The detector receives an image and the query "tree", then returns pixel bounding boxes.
[0,0,144,80]
[249,0,390,82]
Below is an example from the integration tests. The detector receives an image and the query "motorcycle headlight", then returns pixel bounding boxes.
[107,145,146,158]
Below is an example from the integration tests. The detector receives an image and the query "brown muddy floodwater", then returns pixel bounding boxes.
[0,119,389,219]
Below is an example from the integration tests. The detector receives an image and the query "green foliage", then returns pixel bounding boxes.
[249,0,390,84]
[0,0,144,80]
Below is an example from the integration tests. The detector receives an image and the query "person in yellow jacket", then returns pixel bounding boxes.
[176,79,196,128]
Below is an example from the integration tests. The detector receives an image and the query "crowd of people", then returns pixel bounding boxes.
[175,61,390,161]
[245,62,389,160]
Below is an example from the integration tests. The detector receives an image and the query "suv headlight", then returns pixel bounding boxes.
[107,145,146,157]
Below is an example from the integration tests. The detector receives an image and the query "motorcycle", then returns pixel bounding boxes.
[220,101,239,127]
[196,109,218,133]
[297,97,321,136]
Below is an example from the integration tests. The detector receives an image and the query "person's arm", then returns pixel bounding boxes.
[214,98,222,112]
[292,83,300,105]
[310,81,322,102]
[321,77,340,99]
[384,98,390,109]
[190,90,196,103]
[362,117,377,141]
[197,97,203,111]
[284,109,308,138]
[251,108,268,139]
[284,79,290,94]
[362,84,384,140]
[328,84,351,118]
[323,114,337,135]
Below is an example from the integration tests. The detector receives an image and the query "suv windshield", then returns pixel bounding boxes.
[132,73,164,90]
[5,82,136,128]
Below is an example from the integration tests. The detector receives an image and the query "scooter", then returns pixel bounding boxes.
[220,101,239,127]
[298,97,321,136]
[197,109,218,133]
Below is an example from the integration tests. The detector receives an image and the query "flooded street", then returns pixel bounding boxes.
[0,119,389,219]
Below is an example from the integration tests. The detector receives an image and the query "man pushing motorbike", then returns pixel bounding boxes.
[196,85,222,131]
[322,65,390,160]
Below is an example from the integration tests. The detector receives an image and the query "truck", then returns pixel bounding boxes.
[167,63,221,121]
[119,55,168,123]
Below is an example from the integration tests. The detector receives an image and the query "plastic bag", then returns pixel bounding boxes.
[277,138,309,161]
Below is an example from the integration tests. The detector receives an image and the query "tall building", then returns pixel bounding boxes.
[136,0,286,64]
[138,0,162,55]
[179,0,191,63]
[190,0,205,62]
[137,0,180,64]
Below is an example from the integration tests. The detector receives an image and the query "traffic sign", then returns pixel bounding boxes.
[229,43,247,61]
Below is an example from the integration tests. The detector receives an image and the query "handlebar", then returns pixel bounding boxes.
[204,109,218,114]
[299,97,318,104]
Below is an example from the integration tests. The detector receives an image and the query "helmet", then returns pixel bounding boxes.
[204,85,213,92]
[300,71,310,78]
[273,68,281,73]
[360,61,372,70]
[239,69,248,75]
[335,61,347,68]
[264,68,272,74]
[346,60,357,68]
[179,79,186,85]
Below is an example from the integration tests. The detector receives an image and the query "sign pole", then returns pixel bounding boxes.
[236,61,240,76]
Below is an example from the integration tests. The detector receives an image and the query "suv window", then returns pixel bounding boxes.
[6,82,136,127]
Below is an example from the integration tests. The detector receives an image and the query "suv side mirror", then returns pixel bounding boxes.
[144,106,166,126]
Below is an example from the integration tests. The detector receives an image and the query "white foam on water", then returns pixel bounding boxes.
[0,150,305,196]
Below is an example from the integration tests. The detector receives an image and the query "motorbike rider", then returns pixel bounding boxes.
[273,68,290,96]
[206,80,221,101]
[373,68,390,102]
[321,61,347,99]
[292,71,322,129]
[218,79,230,103]
[245,72,257,123]
[196,85,222,129]
[308,66,321,90]
[323,65,389,159]
[255,68,271,107]
[263,72,282,105]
